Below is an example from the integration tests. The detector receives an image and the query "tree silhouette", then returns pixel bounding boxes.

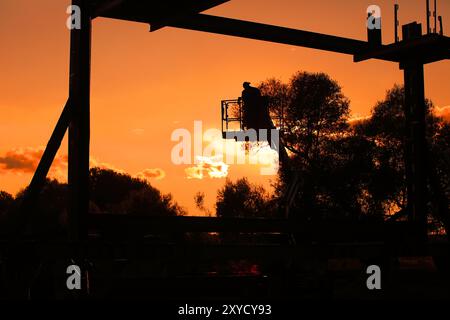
[279,72,350,158]
[256,74,449,229]
[355,86,449,232]
[259,78,290,127]
[355,86,450,230]
[0,167,185,237]
[89,167,147,212]
[260,71,351,221]
[429,120,450,235]
[194,192,212,216]
[12,179,68,237]
[118,187,184,217]
[0,191,13,216]
[89,167,185,216]
[0,191,14,232]
[216,178,275,218]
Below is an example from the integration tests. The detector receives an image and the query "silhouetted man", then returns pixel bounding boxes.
[241,82,262,129]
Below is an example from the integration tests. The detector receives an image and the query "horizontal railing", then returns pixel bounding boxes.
[88,214,421,242]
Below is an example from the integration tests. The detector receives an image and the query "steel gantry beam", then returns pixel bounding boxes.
[166,13,373,56]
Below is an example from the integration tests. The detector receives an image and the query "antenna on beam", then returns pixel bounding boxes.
[433,0,437,33]
[426,0,431,34]
[439,16,443,35]
[394,3,400,42]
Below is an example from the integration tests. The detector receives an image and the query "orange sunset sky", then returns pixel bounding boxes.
[1,0,449,215]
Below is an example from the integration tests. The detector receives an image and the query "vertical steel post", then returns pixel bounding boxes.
[67,0,91,297]
[68,0,91,244]
[402,59,428,242]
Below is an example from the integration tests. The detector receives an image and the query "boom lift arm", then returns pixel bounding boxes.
[221,98,301,218]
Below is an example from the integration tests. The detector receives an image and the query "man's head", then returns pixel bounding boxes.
[243,82,251,89]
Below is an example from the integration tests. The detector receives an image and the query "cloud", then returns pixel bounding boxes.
[136,168,166,181]
[185,156,229,179]
[0,146,167,184]
[0,147,68,181]
[435,105,450,122]
[0,147,44,173]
